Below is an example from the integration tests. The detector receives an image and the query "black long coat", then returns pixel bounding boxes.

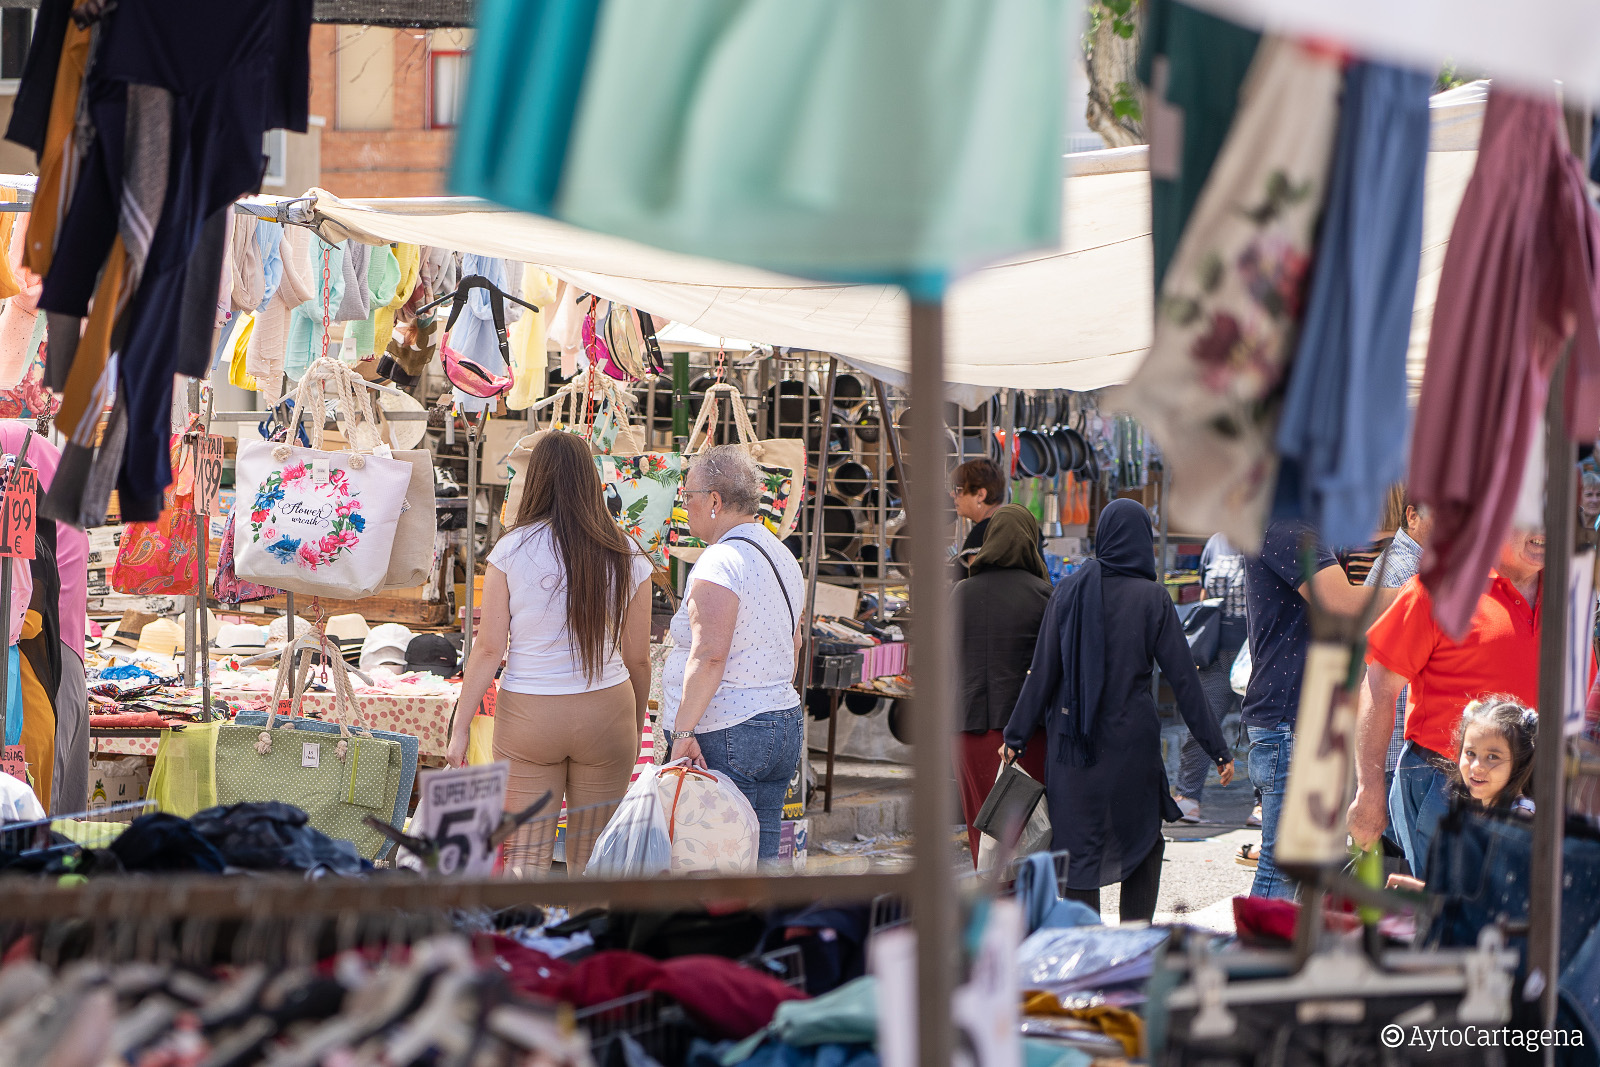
[1005,573,1230,890]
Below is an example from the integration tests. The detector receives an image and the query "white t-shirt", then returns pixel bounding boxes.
[663,522,804,733]
[487,523,652,695]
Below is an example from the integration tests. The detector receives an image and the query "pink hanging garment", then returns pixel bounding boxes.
[0,216,43,391]
[1408,87,1600,638]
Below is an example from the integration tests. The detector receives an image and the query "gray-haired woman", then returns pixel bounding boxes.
[663,445,806,858]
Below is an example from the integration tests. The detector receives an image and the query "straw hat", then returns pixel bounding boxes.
[325,613,371,648]
[136,618,186,659]
[212,623,268,653]
[97,610,157,651]
[266,614,313,647]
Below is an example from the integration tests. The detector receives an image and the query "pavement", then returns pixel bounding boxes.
[804,756,1262,933]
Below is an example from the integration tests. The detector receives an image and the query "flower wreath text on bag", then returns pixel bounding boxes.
[112,433,207,596]
[233,357,411,599]
[668,383,805,558]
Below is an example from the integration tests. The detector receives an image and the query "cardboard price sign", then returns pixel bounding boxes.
[194,434,226,515]
[0,466,37,559]
[1,743,25,784]
[416,761,509,876]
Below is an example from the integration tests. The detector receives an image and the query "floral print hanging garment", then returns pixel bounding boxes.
[1112,38,1342,552]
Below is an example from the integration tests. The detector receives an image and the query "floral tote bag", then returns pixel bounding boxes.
[596,451,683,565]
[668,384,805,554]
[233,358,412,599]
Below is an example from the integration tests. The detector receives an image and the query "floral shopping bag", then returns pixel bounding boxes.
[596,451,682,565]
[112,435,207,596]
[234,358,412,599]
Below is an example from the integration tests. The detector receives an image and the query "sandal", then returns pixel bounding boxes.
[1235,843,1259,868]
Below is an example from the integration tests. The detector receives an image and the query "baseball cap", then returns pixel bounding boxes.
[360,623,414,673]
[404,634,459,678]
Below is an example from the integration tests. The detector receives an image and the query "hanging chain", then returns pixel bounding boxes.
[714,341,728,383]
[320,244,333,363]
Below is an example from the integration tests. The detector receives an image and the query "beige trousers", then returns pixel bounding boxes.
[493,681,637,875]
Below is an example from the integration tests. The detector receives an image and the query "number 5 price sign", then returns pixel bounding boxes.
[1276,641,1357,867]
[416,761,510,876]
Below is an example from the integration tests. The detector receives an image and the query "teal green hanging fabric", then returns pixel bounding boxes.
[452,0,1066,301]
[1137,0,1260,292]
[452,0,606,217]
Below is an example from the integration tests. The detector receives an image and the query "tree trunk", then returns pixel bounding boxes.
[1083,11,1144,148]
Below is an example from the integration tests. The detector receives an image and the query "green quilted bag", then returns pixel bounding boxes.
[212,632,403,861]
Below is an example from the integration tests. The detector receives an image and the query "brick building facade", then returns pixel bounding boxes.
[308,24,468,198]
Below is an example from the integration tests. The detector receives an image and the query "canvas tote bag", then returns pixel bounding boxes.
[213,634,404,861]
[234,357,412,599]
[669,383,805,558]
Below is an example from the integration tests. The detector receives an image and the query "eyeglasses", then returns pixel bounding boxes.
[682,490,715,497]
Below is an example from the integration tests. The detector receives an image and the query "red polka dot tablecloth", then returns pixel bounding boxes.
[91,690,458,759]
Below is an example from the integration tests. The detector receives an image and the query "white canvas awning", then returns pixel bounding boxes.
[305,84,1488,392]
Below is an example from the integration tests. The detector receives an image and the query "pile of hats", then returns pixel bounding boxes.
[95,610,218,660]
[359,623,460,678]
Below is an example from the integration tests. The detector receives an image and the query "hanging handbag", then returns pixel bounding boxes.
[112,434,207,596]
[211,513,277,604]
[368,403,437,590]
[604,303,650,380]
[668,383,806,555]
[233,357,412,599]
[545,370,624,454]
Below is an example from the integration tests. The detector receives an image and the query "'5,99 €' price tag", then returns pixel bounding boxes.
[0,466,37,559]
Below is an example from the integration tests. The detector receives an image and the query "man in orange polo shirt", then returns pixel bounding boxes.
[1346,530,1543,878]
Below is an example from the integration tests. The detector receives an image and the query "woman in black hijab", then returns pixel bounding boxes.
[952,503,1052,866]
[1003,498,1234,921]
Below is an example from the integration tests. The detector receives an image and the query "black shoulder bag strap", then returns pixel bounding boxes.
[723,534,796,631]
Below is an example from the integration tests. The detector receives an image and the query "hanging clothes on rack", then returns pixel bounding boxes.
[0,206,44,391]
[247,223,314,399]
[285,236,346,380]
[507,268,558,408]
[364,242,419,359]
[1271,61,1434,549]
[16,0,313,525]
[1409,86,1600,637]
[348,243,401,358]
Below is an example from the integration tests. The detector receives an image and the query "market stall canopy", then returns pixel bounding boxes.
[1184,0,1600,105]
[303,83,1486,394]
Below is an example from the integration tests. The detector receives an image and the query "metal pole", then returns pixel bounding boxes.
[672,351,689,451]
[1532,343,1574,1034]
[197,386,214,723]
[907,301,955,1067]
[463,411,481,661]
[800,358,839,695]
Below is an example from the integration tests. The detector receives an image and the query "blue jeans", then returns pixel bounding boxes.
[1388,742,1452,879]
[1246,724,1296,900]
[697,705,803,860]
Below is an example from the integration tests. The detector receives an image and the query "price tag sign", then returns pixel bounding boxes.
[1,743,26,784]
[416,761,509,876]
[0,466,37,559]
[1276,641,1356,866]
[194,434,226,515]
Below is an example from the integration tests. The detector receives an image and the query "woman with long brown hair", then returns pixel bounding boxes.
[445,431,653,874]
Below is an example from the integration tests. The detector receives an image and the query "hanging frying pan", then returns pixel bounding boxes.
[768,379,813,438]
[806,410,852,462]
[830,460,873,501]
[847,401,881,446]
[1015,430,1053,480]
[832,373,866,402]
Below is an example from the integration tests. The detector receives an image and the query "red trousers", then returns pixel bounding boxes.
[956,729,1048,867]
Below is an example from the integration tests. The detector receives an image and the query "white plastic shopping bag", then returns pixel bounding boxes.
[586,762,673,878]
